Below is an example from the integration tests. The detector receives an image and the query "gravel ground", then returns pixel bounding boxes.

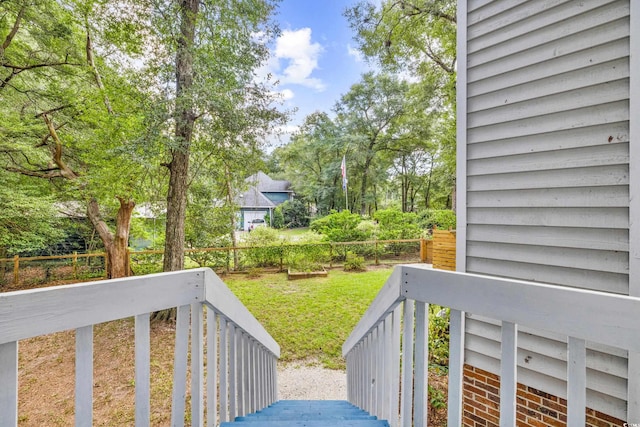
[278,361,347,400]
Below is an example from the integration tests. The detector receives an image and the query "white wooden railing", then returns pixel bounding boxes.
[0,268,280,427]
[343,264,640,427]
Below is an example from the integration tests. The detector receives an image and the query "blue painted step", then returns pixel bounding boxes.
[220,400,390,427]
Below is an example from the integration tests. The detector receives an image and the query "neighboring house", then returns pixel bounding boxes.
[457,1,637,426]
[236,171,293,231]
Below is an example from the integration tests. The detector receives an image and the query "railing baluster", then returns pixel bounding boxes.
[171,304,191,427]
[500,321,517,427]
[219,317,228,422]
[391,305,401,427]
[371,328,377,416]
[383,313,393,423]
[400,299,415,427]
[229,324,237,419]
[75,325,93,427]
[414,302,428,427]
[447,309,465,427]
[243,335,250,415]
[237,331,245,417]
[365,332,373,412]
[376,324,384,420]
[206,309,217,427]
[0,341,18,426]
[567,337,586,426]
[135,313,150,426]
[191,303,204,426]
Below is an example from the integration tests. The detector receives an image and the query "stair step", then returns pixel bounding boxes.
[220,400,390,427]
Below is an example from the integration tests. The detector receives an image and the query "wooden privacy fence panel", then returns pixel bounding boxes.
[432,230,456,271]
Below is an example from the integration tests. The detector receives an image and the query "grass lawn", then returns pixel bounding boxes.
[224,267,393,369]
[276,227,311,239]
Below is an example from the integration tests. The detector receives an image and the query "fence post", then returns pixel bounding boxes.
[329,243,333,268]
[104,252,109,279]
[375,240,379,265]
[13,255,19,285]
[73,251,78,279]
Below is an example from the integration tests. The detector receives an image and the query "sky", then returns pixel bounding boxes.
[260,0,374,147]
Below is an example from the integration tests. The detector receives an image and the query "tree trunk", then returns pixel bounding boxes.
[360,155,374,215]
[162,0,199,273]
[87,197,134,279]
[224,164,239,269]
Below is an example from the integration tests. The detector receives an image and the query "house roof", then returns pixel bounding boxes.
[238,187,277,208]
[247,171,292,193]
[236,172,292,209]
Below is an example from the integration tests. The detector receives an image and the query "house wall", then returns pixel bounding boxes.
[457,0,634,421]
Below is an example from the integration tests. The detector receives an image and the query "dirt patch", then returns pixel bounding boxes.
[18,319,178,426]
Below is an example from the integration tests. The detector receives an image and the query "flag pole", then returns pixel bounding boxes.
[345,182,348,211]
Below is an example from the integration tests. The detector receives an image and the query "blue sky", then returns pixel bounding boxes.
[260,0,374,145]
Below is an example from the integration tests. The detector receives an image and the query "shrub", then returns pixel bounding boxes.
[429,305,449,368]
[242,227,286,268]
[343,251,365,272]
[418,209,456,231]
[271,207,285,229]
[281,199,310,228]
[310,210,370,242]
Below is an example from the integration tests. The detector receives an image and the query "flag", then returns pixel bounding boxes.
[341,155,347,190]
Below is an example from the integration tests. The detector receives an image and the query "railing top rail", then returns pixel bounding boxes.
[0,268,280,357]
[203,269,280,357]
[0,269,203,345]
[342,266,406,356]
[402,265,640,353]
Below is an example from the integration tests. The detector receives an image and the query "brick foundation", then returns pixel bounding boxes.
[462,365,625,427]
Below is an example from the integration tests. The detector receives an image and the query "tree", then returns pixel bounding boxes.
[0,172,64,257]
[0,0,152,278]
[141,0,282,272]
[335,73,409,215]
[345,0,457,103]
[345,0,458,210]
[272,112,344,214]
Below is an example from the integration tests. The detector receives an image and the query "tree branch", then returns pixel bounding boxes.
[85,24,113,114]
[3,165,63,179]
[1,5,26,53]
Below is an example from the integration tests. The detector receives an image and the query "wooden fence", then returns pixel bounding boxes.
[432,229,456,271]
[1,238,435,286]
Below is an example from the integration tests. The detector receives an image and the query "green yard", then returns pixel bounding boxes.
[224,268,392,369]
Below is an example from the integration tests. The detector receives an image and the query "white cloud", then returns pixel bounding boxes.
[270,28,326,91]
[280,89,295,100]
[347,44,364,62]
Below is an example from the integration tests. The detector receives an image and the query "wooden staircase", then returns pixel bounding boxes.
[220,400,390,426]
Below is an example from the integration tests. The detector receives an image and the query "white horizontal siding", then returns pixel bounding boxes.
[468,80,629,128]
[466,257,628,294]
[467,207,628,229]
[468,0,619,51]
[468,143,629,175]
[468,165,629,191]
[466,224,628,251]
[467,241,628,274]
[468,17,629,83]
[468,38,630,98]
[461,0,631,419]
[468,58,629,113]
[467,187,629,209]
[468,101,628,144]
[468,1,629,67]
[467,123,629,160]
